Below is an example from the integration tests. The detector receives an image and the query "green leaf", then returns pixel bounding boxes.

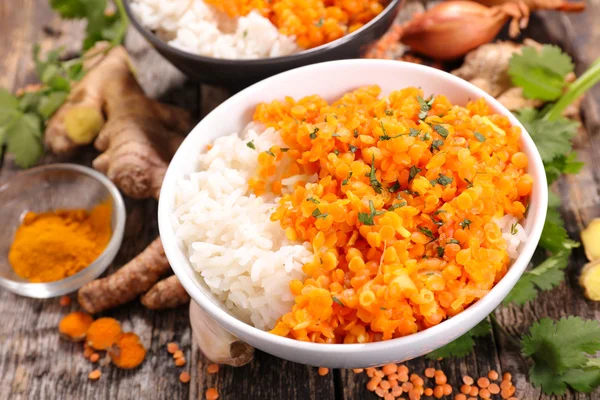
[509,45,574,101]
[38,91,68,119]
[4,113,43,168]
[426,318,491,359]
[0,88,19,125]
[539,220,578,253]
[503,275,538,305]
[50,0,89,18]
[562,368,600,393]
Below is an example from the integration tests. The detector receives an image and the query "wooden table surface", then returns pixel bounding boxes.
[1,1,600,399]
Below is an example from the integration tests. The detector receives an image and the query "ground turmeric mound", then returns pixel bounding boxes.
[8,200,112,283]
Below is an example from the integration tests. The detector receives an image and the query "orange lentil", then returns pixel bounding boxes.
[366,367,376,377]
[167,342,178,354]
[398,365,409,375]
[89,353,100,363]
[398,373,409,382]
[477,377,490,388]
[408,388,420,400]
[88,369,101,380]
[460,384,471,394]
[173,350,184,360]
[462,376,474,385]
[175,358,186,367]
[500,381,512,390]
[384,393,395,400]
[503,372,512,382]
[367,377,381,391]
[487,370,499,380]
[83,346,94,359]
[442,383,452,395]
[383,363,398,375]
[207,363,220,374]
[488,383,500,394]
[508,386,516,396]
[501,388,512,399]
[455,395,467,400]
[508,398,518,400]
[479,388,491,399]
[263,87,531,344]
[376,370,385,378]
[424,368,436,378]
[353,368,364,373]
[434,374,447,385]
[388,378,398,388]
[469,386,479,397]
[179,372,191,383]
[468,398,477,400]
[392,386,404,397]
[402,382,413,392]
[206,388,219,400]
[318,367,329,376]
[375,387,386,397]
[424,388,433,396]
[380,380,391,390]
[59,296,71,307]
[433,385,444,398]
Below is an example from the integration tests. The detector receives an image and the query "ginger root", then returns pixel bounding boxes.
[78,237,171,314]
[109,332,147,369]
[86,317,122,350]
[189,301,254,367]
[581,218,600,262]
[141,275,190,310]
[45,43,192,199]
[58,311,94,342]
[580,260,600,301]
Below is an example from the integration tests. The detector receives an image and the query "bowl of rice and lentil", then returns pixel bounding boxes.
[123,0,402,87]
[158,60,547,368]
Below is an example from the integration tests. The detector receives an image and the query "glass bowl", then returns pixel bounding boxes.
[0,164,126,298]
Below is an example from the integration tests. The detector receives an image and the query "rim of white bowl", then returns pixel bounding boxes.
[0,163,126,298]
[159,59,548,354]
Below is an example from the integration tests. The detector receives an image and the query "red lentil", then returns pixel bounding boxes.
[207,364,220,374]
[318,367,329,376]
[206,388,219,400]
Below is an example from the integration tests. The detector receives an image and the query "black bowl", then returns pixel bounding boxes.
[123,0,403,89]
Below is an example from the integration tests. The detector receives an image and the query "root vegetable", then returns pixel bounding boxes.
[109,332,147,369]
[401,1,529,60]
[581,218,600,261]
[86,317,122,350]
[141,275,190,310]
[58,311,94,342]
[580,260,600,301]
[45,44,192,199]
[189,301,254,367]
[78,237,170,314]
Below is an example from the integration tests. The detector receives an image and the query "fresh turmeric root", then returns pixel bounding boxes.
[109,332,147,369]
[86,317,122,350]
[141,274,190,310]
[59,311,94,342]
[78,237,171,314]
[45,43,192,199]
[580,260,600,301]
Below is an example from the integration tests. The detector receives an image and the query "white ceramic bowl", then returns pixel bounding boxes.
[158,60,548,368]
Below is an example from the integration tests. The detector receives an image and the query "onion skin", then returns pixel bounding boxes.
[401,1,510,60]
[476,0,585,11]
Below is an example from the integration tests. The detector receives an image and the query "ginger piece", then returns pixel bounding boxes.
[86,317,122,350]
[58,311,94,341]
[581,218,600,261]
[580,260,600,301]
[189,301,254,367]
[141,275,190,310]
[45,44,192,199]
[109,332,147,369]
[78,237,170,314]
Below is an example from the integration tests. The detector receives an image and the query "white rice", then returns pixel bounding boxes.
[495,214,527,260]
[172,123,312,330]
[130,0,299,59]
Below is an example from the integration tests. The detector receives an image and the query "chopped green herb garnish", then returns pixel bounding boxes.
[309,127,319,140]
[511,222,519,235]
[369,155,383,194]
[465,178,473,188]
[430,179,437,186]
[409,166,422,181]
[353,129,359,138]
[433,209,446,215]
[419,226,435,239]
[349,144,358,153]
[358,200,384,226]
[315,17,324,27]
[430,215,444,226]
[409,128,420,137]
[246,140,255,149]
[312,209,329,219]
[434,125,449,138]
[281,147,289,152]
[388,181,401,193]
[421,132,431,141]
[380,307,387,310]
[403,189,420,196]
[379,120,402,141]
[342,171,353,186]
[417,95,434,120]
[437,247,445,257]
[459,218,472,229]
[474,131,486,142]
[333,149,340,155]
[307,197,320,204]
[447,238,460,245]
[437,174,453,187]
[430,139,444,151]
[332,296,344,306]
[265,150,275,157]
[385,109,394,116]
[388,201,407,211]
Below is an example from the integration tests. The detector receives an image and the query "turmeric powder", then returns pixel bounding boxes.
[8,201,112,283]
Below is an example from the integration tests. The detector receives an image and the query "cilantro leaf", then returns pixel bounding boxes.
[474,131,486,142]
[426,318,491,359]
[522,317,600,394]
[539,220,578,253]
[417,95,434,120]
[433,125,449,138]
[368,155,383,194]
[358,200,383,226]
[4,113,44,168]
[509,45,574,101]
[38,91,68,119]
[409,165,421,181]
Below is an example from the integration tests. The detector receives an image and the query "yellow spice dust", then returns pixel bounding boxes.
[8,200,112,283]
